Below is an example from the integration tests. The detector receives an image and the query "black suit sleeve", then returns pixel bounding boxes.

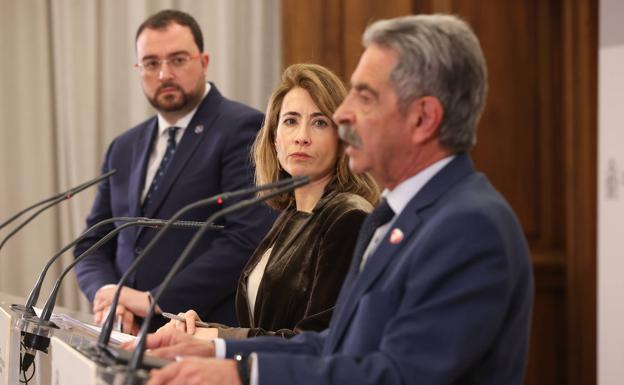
[73,140,122,301]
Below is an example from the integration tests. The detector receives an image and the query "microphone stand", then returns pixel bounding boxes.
[17,218,218,373]
[11,217,163,318]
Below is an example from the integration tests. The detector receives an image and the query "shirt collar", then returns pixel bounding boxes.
[156,83,211,136]
[383,155,455,217]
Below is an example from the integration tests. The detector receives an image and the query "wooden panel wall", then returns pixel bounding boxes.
[281,1,597,384]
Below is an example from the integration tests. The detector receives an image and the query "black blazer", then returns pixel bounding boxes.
[74,84,276,326]
[216,191,373,339]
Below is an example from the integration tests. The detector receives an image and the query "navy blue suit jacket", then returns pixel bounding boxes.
[225,154,534,385]
[74,84,276,326]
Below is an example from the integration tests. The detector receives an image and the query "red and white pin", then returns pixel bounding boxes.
[389,228,404,244]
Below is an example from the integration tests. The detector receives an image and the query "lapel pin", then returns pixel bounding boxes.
[389,228,404,244]
[194,125,204,134]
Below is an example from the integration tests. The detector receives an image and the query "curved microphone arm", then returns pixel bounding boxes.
[38,221,141,323]
[0,199,73,252]
[23,217,142,312]
[0,169,117,250]
[0,196,59,231]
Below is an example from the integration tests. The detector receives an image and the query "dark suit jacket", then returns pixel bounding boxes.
[74,84,276,326]
[225,153,534,385]
[216,191,373,339]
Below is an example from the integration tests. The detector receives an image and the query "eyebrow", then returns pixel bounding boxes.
[352,83,379,100]
[280,111,327,118]
[140,50,191,61]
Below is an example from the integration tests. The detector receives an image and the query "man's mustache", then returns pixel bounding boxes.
[156,83,183,94]
[338,123,362,148]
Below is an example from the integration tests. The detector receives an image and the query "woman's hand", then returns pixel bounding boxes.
[157,310,202,335]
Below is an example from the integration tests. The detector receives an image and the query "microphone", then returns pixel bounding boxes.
[11,217,220,318]
[18,218,219,372]
[0,170,117,252]
[95,175,309,353]
[126,176,309,373]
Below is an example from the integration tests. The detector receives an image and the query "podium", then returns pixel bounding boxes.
[0,291,100,385]
[1,291,172,385]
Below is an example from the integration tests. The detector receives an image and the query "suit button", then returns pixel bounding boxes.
[135,246,143,255]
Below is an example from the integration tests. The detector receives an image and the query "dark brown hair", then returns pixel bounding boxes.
[136,9,204,52]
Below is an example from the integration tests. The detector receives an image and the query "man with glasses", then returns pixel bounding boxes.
[74,9,275,334]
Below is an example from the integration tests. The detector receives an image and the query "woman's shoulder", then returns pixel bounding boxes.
[326,191,374,212]
[316,192,374,224]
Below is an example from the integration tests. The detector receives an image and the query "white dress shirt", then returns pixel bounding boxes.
[359,155,455,270]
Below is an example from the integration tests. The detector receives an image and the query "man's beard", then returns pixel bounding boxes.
[147,83,202,113]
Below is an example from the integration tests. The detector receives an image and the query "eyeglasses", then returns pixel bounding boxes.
[134,53,201,75]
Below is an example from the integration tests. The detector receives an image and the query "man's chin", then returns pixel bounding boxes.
[153,97,186,112]
[157,103,186,112]
[347,159,367,175]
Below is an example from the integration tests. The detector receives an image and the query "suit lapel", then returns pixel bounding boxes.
[141,87,223,219]
[325,209,422,353]
[128,120,157,219]
[326,153,475,352]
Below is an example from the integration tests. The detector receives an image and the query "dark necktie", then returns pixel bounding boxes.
[351,198,395,269]
[142,126,180,210]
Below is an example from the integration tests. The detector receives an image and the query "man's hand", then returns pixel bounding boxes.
[123,328,216,360]
[93,285,152,318]
[94,303,138,335]
[146,357,241,385]
[93,285,158,334]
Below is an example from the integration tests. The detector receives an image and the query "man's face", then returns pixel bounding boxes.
[136,23,208,116]
[333,44,411,186]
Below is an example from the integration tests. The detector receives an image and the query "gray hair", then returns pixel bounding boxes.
[363,14,488,152]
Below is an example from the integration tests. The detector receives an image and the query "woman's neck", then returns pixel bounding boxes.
[294,174,333,213]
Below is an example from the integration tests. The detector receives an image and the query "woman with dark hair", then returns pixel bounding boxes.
[161,63,379,339]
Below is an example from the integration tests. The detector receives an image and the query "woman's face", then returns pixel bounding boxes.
[274,87,339,182]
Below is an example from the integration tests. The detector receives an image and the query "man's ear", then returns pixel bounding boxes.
[201,53,210,70]
[408,96,444,144]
